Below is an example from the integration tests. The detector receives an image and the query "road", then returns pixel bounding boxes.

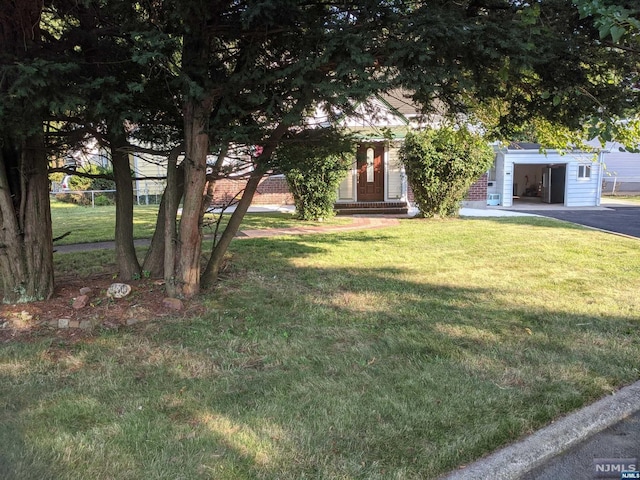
[519,206,640,239]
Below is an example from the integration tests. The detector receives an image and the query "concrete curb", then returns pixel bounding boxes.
[439,380,640,480]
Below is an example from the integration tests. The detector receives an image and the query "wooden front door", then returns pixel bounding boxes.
[357,144,384,201]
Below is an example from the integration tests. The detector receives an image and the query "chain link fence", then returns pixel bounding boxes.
[602,176,640,195]
[50,188,164,207]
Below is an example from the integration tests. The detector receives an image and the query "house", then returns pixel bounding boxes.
[595,142,640,194]
[488,143,604,208]
[212,91,490,213]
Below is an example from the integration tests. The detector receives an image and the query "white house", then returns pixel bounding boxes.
[596,142,640,194]
[488,143,604,208]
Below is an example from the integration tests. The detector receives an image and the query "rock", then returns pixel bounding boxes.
[79,287,93,296]
[162,297,184,311]
[58,318,70,329]
[72,294,90,310]
[79,320,93,330]
[126,318,139,326]
[107,283,132,299]
[101,321,119,330]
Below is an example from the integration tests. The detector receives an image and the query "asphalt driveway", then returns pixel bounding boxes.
[520,206,640,239]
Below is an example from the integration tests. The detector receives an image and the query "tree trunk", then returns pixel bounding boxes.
[110,130,141,280]
[200,115,299,288]
[0,134,54,303]
[163,146,184,296]
[173,99,211,298]
[201,167,264,287]
[142,147,184,278]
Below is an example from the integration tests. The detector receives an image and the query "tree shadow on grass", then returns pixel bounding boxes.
[1,230,638,479]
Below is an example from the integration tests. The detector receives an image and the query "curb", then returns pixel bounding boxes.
[439,380,640,479]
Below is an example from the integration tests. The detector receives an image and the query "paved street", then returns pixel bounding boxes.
[516,206,640,239]
[523,411,640,480]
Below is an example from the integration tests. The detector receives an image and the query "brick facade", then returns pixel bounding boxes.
[211,172,488,207]
[212,175,293,206]
[404,173,488,205]
[466,173,488,201]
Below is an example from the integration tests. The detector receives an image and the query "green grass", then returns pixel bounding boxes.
[602,194,640,203]
[51,200,350,246]
[51,200,160,245]
[4,216,640,479]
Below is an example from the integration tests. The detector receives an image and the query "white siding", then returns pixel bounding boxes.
[599,145,640,192]
[337,163,356,201]
[132,152,167,196]
[386,147,403,200]
[565,161,601,207]
[499,153,514,207]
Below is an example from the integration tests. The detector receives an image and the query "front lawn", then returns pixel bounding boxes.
[2,216,639,479]
[50,200,349,246]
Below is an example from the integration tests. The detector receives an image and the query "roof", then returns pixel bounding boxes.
[377,89,421,117]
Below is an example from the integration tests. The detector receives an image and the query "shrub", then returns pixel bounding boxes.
[276,128,355,221]
[55,192,90,205]
[52,165,116,205]
[400,127,494,218]
[93,194,115,206]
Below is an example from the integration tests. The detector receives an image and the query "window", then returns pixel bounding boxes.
[366,148,374,182]
[578,164,591,179]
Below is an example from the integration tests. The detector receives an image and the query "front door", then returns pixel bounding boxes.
[357,144,384,201]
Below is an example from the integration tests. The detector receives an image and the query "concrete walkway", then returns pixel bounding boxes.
[239,215,401,238]
[55,205,531,253]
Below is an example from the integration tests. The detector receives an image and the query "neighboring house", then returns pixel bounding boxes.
[488,143,604,208]
[129,149,171,205]
[596,142,640,194]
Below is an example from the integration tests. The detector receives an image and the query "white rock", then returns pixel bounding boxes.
[107,283,132,299]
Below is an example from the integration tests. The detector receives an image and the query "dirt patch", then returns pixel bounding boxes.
[0,275,205,343]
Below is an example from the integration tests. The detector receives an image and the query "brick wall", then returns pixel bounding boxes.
[212,172,486,207]
[212,176,293,206]
[406,174,487,204]
[466,173,488,201]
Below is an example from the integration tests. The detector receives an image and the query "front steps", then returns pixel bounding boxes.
[334,201,409,215]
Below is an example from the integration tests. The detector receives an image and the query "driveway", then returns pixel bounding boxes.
[516,206,640,239]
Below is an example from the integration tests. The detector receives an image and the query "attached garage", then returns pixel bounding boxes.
[488,144,604,208]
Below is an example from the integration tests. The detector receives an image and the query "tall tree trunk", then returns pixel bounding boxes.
[163,146,184,296]
[142,147,184,278]
[109,130,141,280]
[0,0,52,303]
[0,134,54,303]
[173,99,211,298]
[201,167,265,287]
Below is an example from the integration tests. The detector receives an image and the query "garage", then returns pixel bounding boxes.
[488,143,604,208]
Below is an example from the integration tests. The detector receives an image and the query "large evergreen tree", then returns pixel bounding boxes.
[0,1,57,302]
[1,0,638,303]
